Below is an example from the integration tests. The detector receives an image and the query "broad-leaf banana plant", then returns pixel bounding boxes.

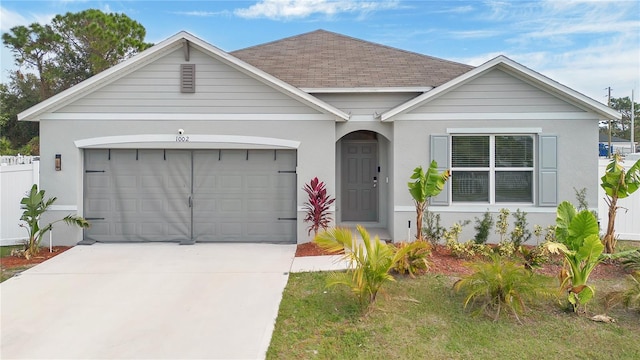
[547,201,634,312]
[600,154,640,253]
[408,161,450,241]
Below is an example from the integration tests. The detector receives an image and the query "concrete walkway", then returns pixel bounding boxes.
[1,243,307,360]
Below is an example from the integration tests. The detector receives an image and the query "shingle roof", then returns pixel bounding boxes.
[231,29,474,89]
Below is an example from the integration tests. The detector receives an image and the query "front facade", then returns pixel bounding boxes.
[20,30,620,245]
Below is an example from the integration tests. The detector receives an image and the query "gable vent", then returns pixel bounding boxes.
[180,64,195,93]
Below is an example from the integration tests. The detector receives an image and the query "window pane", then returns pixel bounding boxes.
[452,136,489,167]
[495,171,533,202]
[452,171,489,202]
[495,136,533,167]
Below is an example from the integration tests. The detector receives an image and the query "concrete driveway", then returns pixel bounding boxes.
[1,243,296,360]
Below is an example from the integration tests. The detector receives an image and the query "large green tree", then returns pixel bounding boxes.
[604,96,640,142]
[1,9,152,154]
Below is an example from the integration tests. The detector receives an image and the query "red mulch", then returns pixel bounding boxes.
[296,243,630,279]
[1,246,72,269]
[1,244,628,281]
[295,241,344,257]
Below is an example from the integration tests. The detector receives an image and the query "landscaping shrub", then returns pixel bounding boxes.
[392,240,431,277]
[510,209,531,247]
[473,211,493,244]
[423,211,445,245]
[454,255,554,323]
[302,177,335,236]
[314,226,413,308]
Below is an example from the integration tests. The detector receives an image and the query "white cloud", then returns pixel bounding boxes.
[449,30,501,39]
[1,6,29,32]
[234,0,400,20]
[456,32,640,103]
[0,6,55,32]
[171,10,232,17]
[432,5,474,14]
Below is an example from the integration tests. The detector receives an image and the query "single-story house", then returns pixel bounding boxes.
[19,30,621,245]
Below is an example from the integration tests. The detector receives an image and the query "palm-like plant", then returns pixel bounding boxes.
[621,250,640,273]
[20,184,90,258]
[408,161,450,241]
[454,255,553,323]
[393,241,431,278]
[302,177,335,236]
[314,226,410,307]
[546,201,634,312]
[600,154,640,253]
[622,271,640,312]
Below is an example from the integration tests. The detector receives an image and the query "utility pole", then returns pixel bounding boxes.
[607,87,612,158]
[632,90,636,153]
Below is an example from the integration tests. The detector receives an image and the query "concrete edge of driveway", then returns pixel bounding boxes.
[289,255,351,273]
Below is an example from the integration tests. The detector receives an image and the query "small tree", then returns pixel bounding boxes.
[302,177,335,236]
[546,201,634,312]
[600,154,640,253]
[314,225,412,308]
[408,161,450,241]
[20,184,90,259]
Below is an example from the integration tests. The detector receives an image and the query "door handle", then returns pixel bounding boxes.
[188,196,192,208]
[373,177,377,188]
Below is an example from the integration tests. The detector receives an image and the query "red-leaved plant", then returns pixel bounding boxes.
[303,177,336,236]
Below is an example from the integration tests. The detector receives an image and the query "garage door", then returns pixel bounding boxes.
[83,149,297,243]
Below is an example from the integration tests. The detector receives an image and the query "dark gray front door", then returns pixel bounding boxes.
[341,141,378,221]
[83,149,296,243]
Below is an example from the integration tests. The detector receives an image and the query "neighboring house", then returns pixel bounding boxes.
[598,133,638,155]
[18,30,620,245]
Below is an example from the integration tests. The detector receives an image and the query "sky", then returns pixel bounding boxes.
[1,0,639,104]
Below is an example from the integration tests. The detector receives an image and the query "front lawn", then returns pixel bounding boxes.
[268,271,640,359]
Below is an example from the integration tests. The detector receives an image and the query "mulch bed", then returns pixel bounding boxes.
[0,243,628,280]
[296,242,630,279]
[1,246,72,269]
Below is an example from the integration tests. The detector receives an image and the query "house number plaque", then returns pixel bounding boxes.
[175,136,190,142]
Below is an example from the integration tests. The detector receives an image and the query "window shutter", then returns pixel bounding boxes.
[180,64,195,93]
[430,135,450,206]
[538,135,557,206]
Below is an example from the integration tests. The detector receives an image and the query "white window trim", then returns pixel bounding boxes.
[450,134,536,205]
[447,127,542,134]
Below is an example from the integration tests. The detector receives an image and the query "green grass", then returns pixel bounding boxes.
[617,240,640,252]
[0,245,28,282]
[268,272,640,360]
[0,265,30,282]
[0,245,22,258]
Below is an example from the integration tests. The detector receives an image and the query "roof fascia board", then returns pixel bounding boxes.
[18,32,188,122]
[182,33,349,121]
[20,31,349,122]
[381,55,620,121]
[301,87,433,93]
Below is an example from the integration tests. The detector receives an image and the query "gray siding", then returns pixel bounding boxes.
[314,93,418,115]
[391,117,599,241]
[57,48,320,114]
[411,69,585,114]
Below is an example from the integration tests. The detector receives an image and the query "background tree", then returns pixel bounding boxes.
[1,9,152,154]
[0,73,40,154]
[601,96,640,142]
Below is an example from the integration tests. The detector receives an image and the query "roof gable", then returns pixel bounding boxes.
[381,56,621,121]
[231,29,473,89]
[19,31,349,122]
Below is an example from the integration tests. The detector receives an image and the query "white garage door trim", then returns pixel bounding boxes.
[75,134,301,149]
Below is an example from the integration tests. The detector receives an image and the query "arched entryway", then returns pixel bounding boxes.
[336,130,390,236]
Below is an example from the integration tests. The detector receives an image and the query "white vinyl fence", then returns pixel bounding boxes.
[598,157,640,241]
[1,156,39,246]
